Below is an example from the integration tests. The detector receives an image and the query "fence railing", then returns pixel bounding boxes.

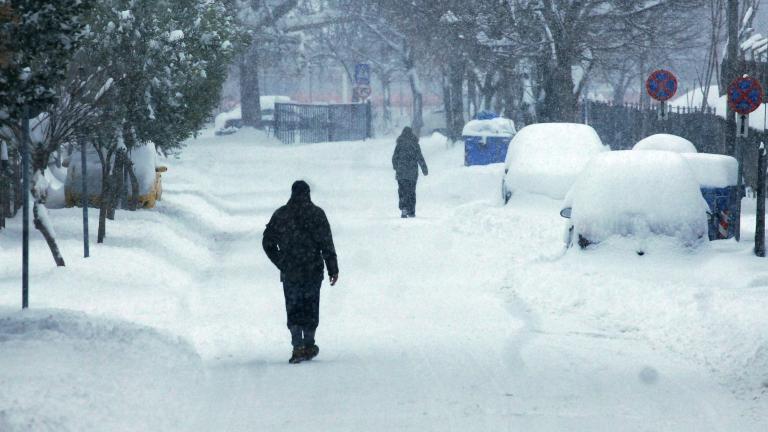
[581,101,767,189]
[274,102,372,144]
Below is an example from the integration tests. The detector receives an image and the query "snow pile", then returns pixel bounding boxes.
[564,150,709,246]
[462,117,516,137]
[681,153,738,188]
[214,96,292,133]
[633,134,698,153]
[214,105,242,132]
[0,309,204,432]
[503,123,607,200]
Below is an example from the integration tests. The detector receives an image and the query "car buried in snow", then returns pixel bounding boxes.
[501,123,607,203]
[560,150,710,253]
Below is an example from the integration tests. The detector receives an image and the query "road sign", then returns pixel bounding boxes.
[646,70,678,102]
[354,63,370,86]
[355,85,371,101]
[728,76,763,115]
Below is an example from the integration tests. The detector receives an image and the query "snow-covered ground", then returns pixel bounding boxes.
[1,128,767,431]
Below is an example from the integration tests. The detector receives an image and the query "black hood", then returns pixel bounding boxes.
[288,180,312,206]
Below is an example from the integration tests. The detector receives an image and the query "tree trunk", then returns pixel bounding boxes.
[29,166,65,267]
[448,60,466,142]
[467,75,477,119]
[724,0,740,156]
[125,156,140,211]
[108,151,124,220]
[442,71,452,137]
[482,72,496,111]
[404,47,423,136]
[240,46,262,129]
[33,201,65,266]
[543,58,577,122]
[96,148,113,244]
[408,69,423,136]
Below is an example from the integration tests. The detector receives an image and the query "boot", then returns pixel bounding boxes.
[304,344,319,361]
[401,209,408,218]
[289,346,306,364]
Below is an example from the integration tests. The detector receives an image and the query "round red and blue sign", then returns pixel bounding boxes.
[646,70,678,102]
[727,76,763,115]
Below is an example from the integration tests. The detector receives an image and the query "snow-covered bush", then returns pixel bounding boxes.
[502,123,607,201]
[563,150,709,248]
[633,134,698,153]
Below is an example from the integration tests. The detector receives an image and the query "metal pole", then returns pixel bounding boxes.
[21,107,30,309]
[736,134,743,241]
[79,136,90,258]
[755,142,766,256]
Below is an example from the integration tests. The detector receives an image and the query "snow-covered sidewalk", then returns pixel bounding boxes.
[0,129,766,431]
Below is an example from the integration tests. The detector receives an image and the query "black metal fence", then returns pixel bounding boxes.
[274,102,372,144]
[582,101,768,189]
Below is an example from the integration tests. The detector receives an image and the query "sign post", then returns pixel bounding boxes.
[21,107,30,309]
[756,142,766,257]
[645,69,678,122]
[354,63,372,103]
[78,135,90,258]
[727,75,764,242]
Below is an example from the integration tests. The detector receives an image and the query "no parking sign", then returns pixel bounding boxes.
[728,76,764,137]
[646,70,678,120]
[646,70,678,102]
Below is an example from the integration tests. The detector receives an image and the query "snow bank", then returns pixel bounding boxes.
[214,96,292,133]
[462,117,516,137]
[503,123,607,200]
[214,105,241,132]
[564,150,709,246]
[0,309,204,432]
[633,134,698,153]
[681,153,738,188]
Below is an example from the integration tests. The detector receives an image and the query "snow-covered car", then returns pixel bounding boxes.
[560,150,709,252]
[214,95,291,135]
[65,142,167,209]
[632,133,698,153]
[501,123,607,203]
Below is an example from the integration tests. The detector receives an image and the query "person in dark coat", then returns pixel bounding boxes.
[262,180,339,364]
[392,126,428,218]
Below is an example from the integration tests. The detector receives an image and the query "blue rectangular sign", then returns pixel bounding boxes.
[355,63,371,86]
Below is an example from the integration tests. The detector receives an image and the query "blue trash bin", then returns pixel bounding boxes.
[462,116,516,167]
[701,186,742,240]
[681,153,741,241]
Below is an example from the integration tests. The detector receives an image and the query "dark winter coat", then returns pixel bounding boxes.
[392,127,428,181]
[263,183,338,284]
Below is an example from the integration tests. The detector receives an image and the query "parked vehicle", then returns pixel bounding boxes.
[501,123,606,203]
[560,150,709,253]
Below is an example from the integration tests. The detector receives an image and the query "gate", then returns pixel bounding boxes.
[274,102,372,144]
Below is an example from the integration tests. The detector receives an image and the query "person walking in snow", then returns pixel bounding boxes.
[262,180,339,364]
[392,126,428,218]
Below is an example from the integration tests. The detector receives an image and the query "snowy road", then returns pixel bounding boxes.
[1,130,766,431]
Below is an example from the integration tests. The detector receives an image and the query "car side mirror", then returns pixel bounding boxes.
[560,208,572,219]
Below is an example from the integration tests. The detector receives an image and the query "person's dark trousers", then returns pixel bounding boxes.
[397,179,417,215]
[283,279,321,347]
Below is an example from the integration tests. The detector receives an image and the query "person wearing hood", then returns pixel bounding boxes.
[392,127,428,218]
[263,180,339,364]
